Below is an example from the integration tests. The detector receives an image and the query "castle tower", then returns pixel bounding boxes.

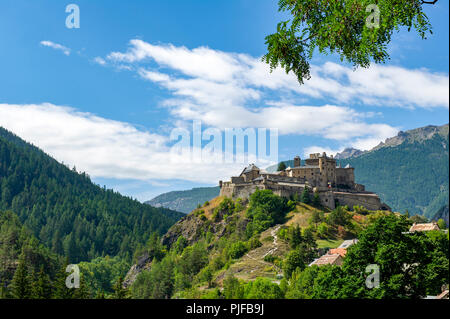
[294,156,301,168]
[319,153,328,187]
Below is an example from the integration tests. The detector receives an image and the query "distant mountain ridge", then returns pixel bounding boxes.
[146,186,220,214]
[334,124,449,159]
[334,148,366,159]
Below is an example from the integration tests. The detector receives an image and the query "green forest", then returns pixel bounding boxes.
[339,133,449,218]
[0,127,184,298]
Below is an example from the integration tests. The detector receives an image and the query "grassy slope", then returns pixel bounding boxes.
[189,198,375,285]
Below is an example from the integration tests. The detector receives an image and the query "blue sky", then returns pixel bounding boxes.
[0,0,448,201]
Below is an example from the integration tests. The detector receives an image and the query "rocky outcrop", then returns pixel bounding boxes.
[161,213,208,249]
[433,205,449,227]
[123,252,153,288]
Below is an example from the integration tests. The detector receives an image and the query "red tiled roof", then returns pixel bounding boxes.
[329,248,347,257]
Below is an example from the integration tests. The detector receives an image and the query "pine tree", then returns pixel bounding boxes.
[112,276,128,299]
[300,188,310,204]
[10,256,32,299]
[277,162,287,171]
[53,261,73,299]
[312,192,321,207]
[94,289,106,299]
[72,275,91,299]
[0,279,9,299]
[32,266,52,299]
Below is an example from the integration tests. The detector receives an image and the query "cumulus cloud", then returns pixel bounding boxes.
[107,39,449,109]
[0,103,259,183]
[103,40,410,150]
[40,41,71,56]
[302,146,344,158]
[93,57,107,66]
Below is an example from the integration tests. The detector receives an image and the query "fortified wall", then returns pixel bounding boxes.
[219,152,390,211]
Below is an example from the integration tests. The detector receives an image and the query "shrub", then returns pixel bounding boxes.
[264,254,277,263]
[317,222,329,238]
[243,278,284,299]
[228,241,249,259]
[437,218,447,230]
[300,188,311,204]
[248,236,262,250]
[312,192,321,206]
[246,190,290,236]
[327,206,352,227]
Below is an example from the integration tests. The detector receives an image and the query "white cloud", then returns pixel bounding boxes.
[93,57,106,66]
[40,41,71,56]
[0,103,258,184]
[106,39,449,109]
[302,146,344,158]
[98,39,446,150]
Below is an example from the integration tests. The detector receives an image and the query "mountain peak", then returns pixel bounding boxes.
[372,123,449,151]
[335,147,366,159]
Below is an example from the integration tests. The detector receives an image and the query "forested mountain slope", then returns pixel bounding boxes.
[0,127,184,263]
[0,210,62,295]
[339,126,448,217]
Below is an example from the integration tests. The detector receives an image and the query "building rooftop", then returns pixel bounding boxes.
[329,248,348,257]
[409,223,440,232]
[242,164,259,174]
[338,239,358,249]
[309,253,343,266]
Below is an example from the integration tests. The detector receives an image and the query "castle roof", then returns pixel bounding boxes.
[241,164,259,174]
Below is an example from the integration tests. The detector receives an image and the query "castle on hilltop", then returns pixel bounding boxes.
[219,152,390,211]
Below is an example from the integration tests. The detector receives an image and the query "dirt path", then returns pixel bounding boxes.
[263,225,281,258]
[245,225,282,273]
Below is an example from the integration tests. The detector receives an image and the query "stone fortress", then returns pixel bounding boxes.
[219,152,390,211]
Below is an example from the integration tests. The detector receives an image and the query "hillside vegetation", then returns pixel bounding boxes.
[339,132,448,217]
[127,191,449,299]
